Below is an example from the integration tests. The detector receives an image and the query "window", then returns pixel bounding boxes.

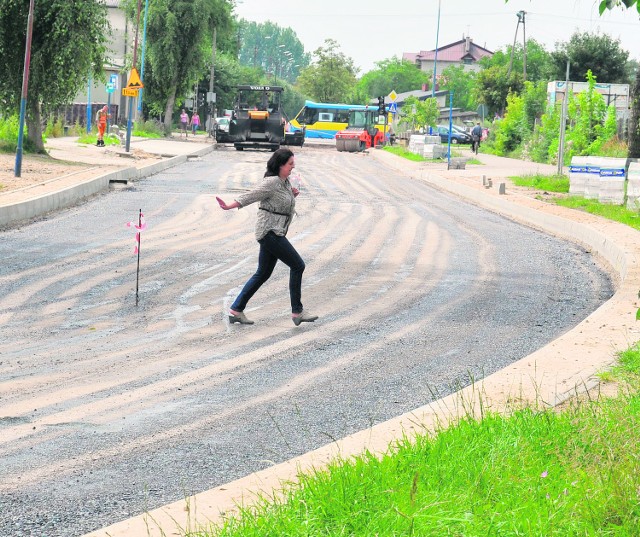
[318,112,334,122]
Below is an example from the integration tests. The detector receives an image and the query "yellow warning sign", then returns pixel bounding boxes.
[122,88,139,97]
[126,68,144,89]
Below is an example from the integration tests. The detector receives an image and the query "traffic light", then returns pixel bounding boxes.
[378,96,385,114]
[198,92,205,108]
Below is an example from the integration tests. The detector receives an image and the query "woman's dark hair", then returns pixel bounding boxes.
[264,148,294,177]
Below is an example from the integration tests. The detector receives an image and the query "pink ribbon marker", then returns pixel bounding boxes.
[125,213,147,254]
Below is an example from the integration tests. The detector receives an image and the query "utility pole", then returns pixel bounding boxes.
[125,0,143,153]
[557,60,570,175]
[521,11,527,81]
[507,11,526,79]
[14,0,35,178]
[208,27,216,129]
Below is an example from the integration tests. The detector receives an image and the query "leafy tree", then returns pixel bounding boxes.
[479,38,555,83]
[356,57,429,99]
[508,0,639,157]
[399,96,439,133]
[296,39,358,103]
[475,65,523,118]
[122,0,233,133]
[0,0,109,152]
[439,65,477,111]
[550,31,630,83]
[237,20,309,84]
[489,81,550,156]
[599,0,640,14]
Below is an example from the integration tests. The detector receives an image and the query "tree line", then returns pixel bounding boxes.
[0,0,637,159]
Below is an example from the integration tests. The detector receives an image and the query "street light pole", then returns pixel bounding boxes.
[432,0,441,98]
[125,0,143,153]
[137,0,150,114]
[14,0,35,178]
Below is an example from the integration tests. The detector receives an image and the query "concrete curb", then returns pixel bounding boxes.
[83,150,640,537]
[0,144,214,228]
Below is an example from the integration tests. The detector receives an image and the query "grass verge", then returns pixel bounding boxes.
[553,197,640,231]
[509,173,569,193]
[185,344,640,536]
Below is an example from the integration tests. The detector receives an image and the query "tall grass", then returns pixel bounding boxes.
[181,344,640,537]
[0,114,20,152]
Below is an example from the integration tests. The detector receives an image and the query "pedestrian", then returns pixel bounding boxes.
[216,148,318,327]
[471,121,482,154]
[96,105,109,147]
[191,111,200,135]
[180,108,190,138]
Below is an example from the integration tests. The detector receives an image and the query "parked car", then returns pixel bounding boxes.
[215,117,230,133]
[436,125,472,144]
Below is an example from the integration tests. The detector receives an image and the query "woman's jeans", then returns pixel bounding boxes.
[231,231,306,314]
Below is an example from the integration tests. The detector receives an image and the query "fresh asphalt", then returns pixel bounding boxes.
[0,144,613,536]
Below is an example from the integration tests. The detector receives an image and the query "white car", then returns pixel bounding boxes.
[215,117,230,133]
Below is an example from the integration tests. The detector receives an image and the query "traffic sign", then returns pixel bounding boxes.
[387,90,398,102]
[388,102,398,114]
[106,83,115,94]
[122,88,139,97]
[126,67,144,89]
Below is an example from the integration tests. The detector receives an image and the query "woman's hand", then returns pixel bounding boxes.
[292,187,300,197]
[217,196,239,210]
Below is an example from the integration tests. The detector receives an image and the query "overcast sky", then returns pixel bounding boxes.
[233,0,640,73]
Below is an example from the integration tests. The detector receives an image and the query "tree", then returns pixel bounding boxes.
[479,38,555,83]
[237,20,309,84]
[475,65,523,118]
[0,0,109,152]
[123,0,233,133]
[508,0,640,157]
[399,96,439,133]
[296,39,358,103]
[439,65,477,111]
[551,31,630,84]
[356,57,429,99]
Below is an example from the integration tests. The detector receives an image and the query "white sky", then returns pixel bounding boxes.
[233,0,640,73]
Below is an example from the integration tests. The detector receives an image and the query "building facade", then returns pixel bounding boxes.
[403,36,493,79]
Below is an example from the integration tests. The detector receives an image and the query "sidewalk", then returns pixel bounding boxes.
[0,135,214,228]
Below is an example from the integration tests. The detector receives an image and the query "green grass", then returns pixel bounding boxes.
[188,345,640,536]
[553,197,640,231]
[383,145,426,162]
[509,173,570,193]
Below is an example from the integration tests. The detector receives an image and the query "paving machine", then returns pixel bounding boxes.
[216,85,286,151]
[335,108,386,152]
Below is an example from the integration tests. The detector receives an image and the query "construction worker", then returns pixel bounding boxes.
[96,105,109,147]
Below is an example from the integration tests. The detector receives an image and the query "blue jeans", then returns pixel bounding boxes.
[231,231,306,314]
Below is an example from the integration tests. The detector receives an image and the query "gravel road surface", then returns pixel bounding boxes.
[0,145,613,536]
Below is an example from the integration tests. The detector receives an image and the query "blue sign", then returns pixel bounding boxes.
[106,74,118,93]
[388,102,398,114]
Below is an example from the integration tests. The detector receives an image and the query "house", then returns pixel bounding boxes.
[403,36,493,78]
[68,0,132,126]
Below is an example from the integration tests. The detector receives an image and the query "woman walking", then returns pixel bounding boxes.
[216,148,318,327]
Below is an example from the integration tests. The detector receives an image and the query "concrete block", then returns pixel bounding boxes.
[448,157,466,170]
[598,157,626,205]
[626,160,640,210]
[423,144,445,159]
[499,182,506,194]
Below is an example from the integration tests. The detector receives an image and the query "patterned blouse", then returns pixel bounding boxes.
[235,175,296,240]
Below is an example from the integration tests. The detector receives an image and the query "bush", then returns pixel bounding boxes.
[43,116,65,138]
